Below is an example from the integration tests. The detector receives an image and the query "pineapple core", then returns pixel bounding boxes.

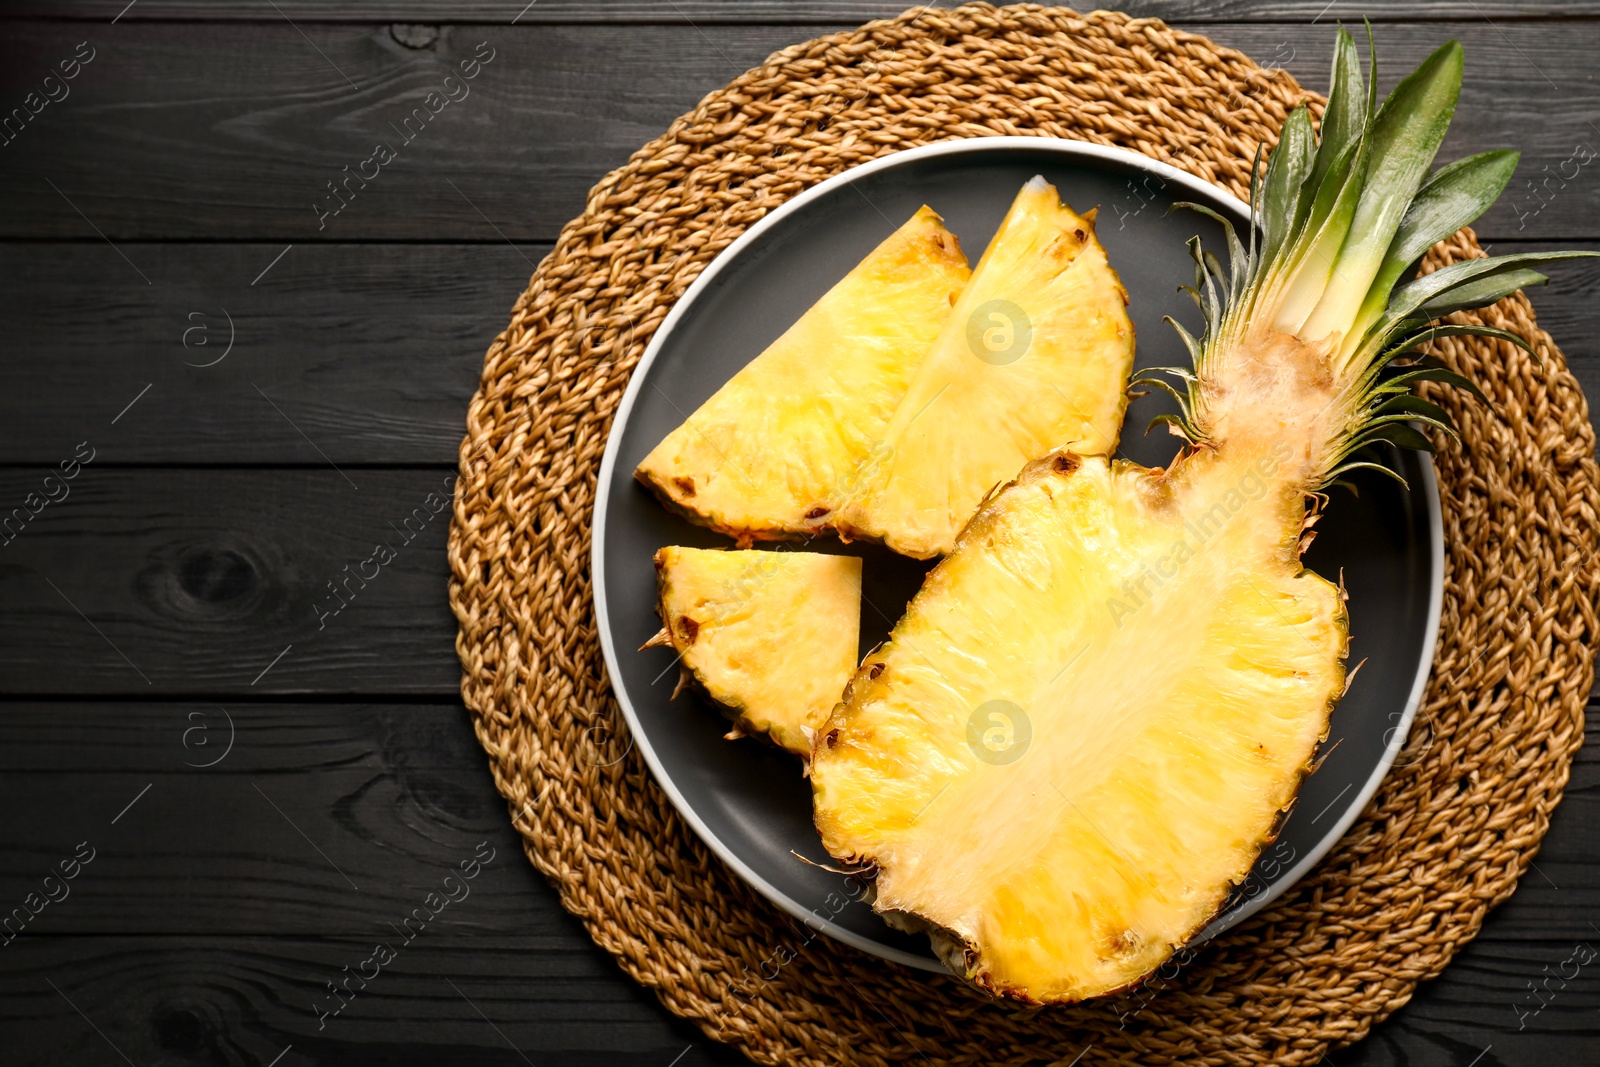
[650,547,862,758]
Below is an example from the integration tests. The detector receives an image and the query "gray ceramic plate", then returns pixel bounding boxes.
[592,138,1443,971]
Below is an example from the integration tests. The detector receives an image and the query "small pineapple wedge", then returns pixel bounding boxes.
[636,208,970,543]
[647,547,861,758]
[811,33,1594,1002]
[836,177,1135,558]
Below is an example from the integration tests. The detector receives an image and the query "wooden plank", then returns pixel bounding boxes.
[0,934,746,1067]
[0,702,552,937]
[1340,938,1600,1062]
[0,700,1591,941]
[0,242,544,465]
[0,469,464,695]
[0,238,1593,466]
[0,927,1594,1065]
[0,690,1591,1056]
[16,1,1600,23]
[0,21,809,243]
[2,21,1598,241]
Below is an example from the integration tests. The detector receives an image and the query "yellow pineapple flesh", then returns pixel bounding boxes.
[635,207,970,543]
[650,547,861,758]
[811,444,1345,1001]
[637,182,1135,560]
[835,177,1135,558]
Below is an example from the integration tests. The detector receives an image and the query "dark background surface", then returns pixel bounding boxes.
[0,2,1595,1065]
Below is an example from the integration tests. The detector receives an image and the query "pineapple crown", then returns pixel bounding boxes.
[1136,26,1596,488]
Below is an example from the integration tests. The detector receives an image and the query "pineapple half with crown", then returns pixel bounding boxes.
[645,547,861,759]
[637,182,1135,559]
[810,31,1595,1003]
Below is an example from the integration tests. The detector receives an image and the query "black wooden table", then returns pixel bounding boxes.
[0,3,1595,1064]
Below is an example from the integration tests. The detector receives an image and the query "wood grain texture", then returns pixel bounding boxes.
[0,240,1592,466]
[0,935,748,1067]
[0,702,538,936]
[0,242,544,465]
[1490,241,1600,454]
[0,468,463,695]
[2,462,1598,698]
[2,3,1597,1063]
[2,20,1599,241]
[16,0,1600,22]
[11,462,1590,700]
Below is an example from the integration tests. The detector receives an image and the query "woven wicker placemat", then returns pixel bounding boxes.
[447,5,1599,1063]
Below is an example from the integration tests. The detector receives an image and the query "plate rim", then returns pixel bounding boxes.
[591,135,1444,971]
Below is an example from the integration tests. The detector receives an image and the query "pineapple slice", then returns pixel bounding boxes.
[636,207,970,542]
[648,547,861,758]
[637,182,1135,560]
[836,177,1135,558]
[812,33,1593,1002]
[812,450,1344,1001]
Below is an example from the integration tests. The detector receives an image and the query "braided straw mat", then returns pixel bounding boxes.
[447,5,1598,1063]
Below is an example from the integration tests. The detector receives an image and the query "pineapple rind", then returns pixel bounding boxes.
[653,547,862,758]
[811,451,1346,1003]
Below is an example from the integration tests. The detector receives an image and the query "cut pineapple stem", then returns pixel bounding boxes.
[1161,28,1595,493]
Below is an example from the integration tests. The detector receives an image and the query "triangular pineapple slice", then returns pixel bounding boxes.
[835,177,1135,558]
[636,182,1136,561]
[636,207,971,542]
[647,547,861,758]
